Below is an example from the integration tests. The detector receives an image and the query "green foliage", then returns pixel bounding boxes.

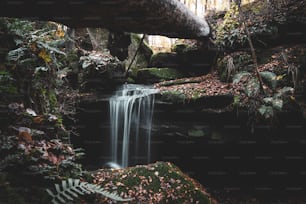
[215,3,245,48]
[258,87,294,119]
[217,52,253,82]
[258,105,274,119]
[6,18,34,37]
[188,128,205,137]
[46,178,132,204]
[233,69,295,121]
[259,71,277,90]
[4,18,73,115]
[214,2,277,49]
[171,41,198,54]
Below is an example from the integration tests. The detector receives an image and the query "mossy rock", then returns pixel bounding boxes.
[136,68,185,84]
[171,42,198,54]
[188,128,206,137]
[94,162,214,204]
[149,52,179,68]
[159,90,187,104]
[128,34,153,69]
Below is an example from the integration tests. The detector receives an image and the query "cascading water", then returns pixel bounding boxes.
[109,84,158,168]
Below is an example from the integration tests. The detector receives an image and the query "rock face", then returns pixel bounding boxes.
[0,0,210,39]
[149,42,214,77]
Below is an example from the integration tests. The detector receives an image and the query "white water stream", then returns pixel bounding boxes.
[109,84,158,168]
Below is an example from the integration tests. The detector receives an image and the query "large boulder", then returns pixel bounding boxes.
[149,52,179,68]
[79,51,125,91]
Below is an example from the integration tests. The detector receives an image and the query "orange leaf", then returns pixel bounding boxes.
[19,131,33,143]
[33,115,44,124]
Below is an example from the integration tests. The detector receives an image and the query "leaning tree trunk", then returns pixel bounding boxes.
[0,0,210,39]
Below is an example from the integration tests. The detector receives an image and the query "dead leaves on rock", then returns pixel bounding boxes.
[93,162,214,204]
[155,73,238,99]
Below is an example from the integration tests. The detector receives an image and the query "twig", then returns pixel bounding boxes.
[125,34,146,77]
[236,3,265,94]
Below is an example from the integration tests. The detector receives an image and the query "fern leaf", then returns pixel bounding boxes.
[61,191,74,201]
[46,189,56,197]
[62,180,67,190]
[70,186,84,195]
[68,178,74,187]
[47,178,133,203]
[55,184,61,193]
[56,194,66,203]
[97,190,133,202]
[37,41,66,55]
[65,189,78,198]
[51,200,60,204]
[82,183,96,193]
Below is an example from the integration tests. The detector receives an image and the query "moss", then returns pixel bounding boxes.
[48,90,58,111]
[149,52,178,68]
[40,89,58,113]
[136,68,184,84]
[188,128,205,137]
[145,68,183,80]
[160,90,187,104]
[126,77,135,83]
[171,43,197,54]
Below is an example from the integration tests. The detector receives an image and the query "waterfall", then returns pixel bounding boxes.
[109,84,158,168]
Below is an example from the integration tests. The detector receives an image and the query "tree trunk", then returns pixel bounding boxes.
[0,0,210,39]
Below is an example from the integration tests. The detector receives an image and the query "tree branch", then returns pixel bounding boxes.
[125,34,146,77]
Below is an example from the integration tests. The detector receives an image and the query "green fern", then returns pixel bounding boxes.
[46,178,132,204]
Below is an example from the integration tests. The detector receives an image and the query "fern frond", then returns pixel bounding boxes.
[46,178,133,203]
[37,41,66,56]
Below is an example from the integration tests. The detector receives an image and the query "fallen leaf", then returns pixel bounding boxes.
[19,131,32,143]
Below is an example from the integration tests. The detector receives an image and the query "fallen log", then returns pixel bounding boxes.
[0,0,210,39]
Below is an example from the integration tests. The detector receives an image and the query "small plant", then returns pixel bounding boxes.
[225,56,236,82]
[46,178,133,204]
[281,51,299,90]
[258,86,294,121]
[215,3,246,48]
